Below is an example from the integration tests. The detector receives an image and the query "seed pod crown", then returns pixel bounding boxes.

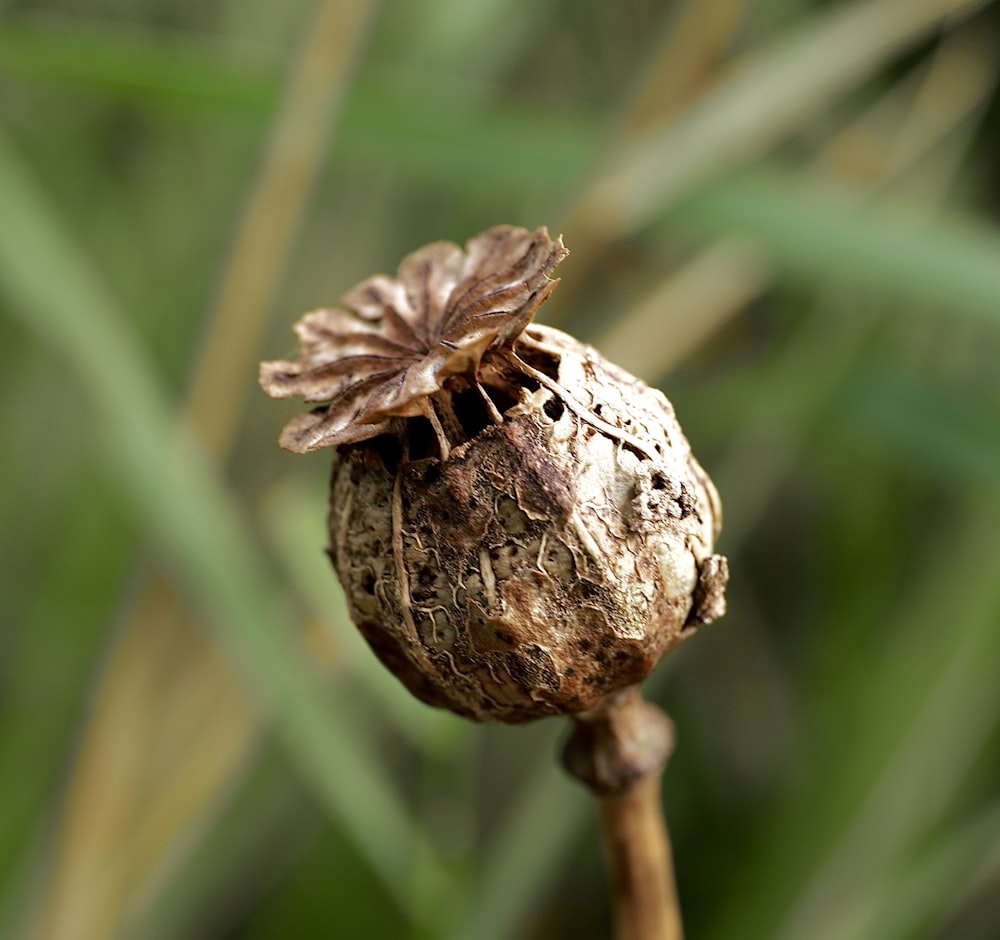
[261,225,728,723]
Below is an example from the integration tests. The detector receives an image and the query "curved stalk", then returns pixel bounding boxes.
[562,686,683,940]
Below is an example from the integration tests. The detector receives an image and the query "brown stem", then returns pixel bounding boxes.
[598,776,683,940]
[562,686,683,940]
[420,398,451,461]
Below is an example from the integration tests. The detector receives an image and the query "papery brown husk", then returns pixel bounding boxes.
[327,325,727,723]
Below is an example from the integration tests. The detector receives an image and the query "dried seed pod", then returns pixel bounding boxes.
[261,225,727,723]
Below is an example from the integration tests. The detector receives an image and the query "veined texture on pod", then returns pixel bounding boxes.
[261,226,728,723]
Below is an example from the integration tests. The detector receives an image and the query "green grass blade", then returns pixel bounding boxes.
[0,17,278,112]
[0,17,598,191]
[0,129,450,909]
[707,494,1000,940]
[775,500,1000,940]
[840,367,1000,482]
[571,0,993,239]
[859,800,1000,940]
[666,167,1000,326]
[451,756,589,940]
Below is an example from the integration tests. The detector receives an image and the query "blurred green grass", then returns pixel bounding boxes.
[1,1,999,939]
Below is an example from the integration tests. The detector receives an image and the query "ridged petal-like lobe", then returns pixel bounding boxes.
[260,225,568,453]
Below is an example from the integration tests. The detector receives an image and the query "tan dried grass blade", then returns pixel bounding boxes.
[594,27,1000,385]
[186,0,379,458]
[27,2,378,936]
[566,0,992,246]
[36,577,255,940]
[623,0,752,137]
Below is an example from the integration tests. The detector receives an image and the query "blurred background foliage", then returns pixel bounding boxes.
[1,0,999,937]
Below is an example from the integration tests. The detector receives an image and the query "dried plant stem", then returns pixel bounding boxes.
[563,686,682,940]
[598,777,683,940]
